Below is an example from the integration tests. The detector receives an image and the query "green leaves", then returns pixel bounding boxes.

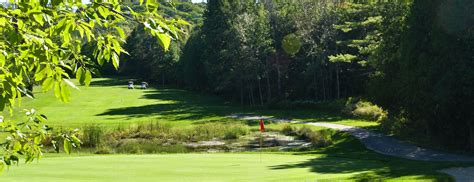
[84,70,92,87]
[76,67,84,83]
[42,77,55,91]
[63,139,72,154]
[282,33,302,56]
[328,54,357,63]
[0,0,185,171]
[97,6,110,19]
[75,67,91,86]
[115,27,126,39]
[157,33,172,51]
[0,162,5,173]
[112,52,120,69]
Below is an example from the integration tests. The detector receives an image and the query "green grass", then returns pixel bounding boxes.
[5,78,376,129]
[5,78,241,128]
[2,78,470,181]
[3,126,469,181]
[0,152,458,182]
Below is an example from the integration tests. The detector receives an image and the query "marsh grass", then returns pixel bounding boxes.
[74,121,249,154]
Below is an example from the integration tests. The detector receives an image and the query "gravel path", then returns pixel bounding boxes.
[229,114,474,181]
[229,114,474,162]
[305,122,474,162]
[440,167,474,182]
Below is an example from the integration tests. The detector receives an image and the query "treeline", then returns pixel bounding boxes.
[121,0,474,151]
[369,0,474,151]
[182,0,409,104]
[115,0,205,84]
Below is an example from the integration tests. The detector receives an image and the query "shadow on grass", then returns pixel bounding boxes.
[96,88,241,123]
[91,78,131,87]
[269,132,470,181]
[94,79,370,125]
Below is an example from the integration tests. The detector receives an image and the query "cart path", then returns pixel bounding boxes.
[229,114,474,181]
[440,167,474,182]
[229,114,474,162]
[305,122,474,162]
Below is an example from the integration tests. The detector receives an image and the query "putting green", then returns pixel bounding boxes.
[1,154,359,182]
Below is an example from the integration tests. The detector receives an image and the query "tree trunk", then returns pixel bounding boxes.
[321,66,326,101]
[258,78,263,105]
[240,79,244,106]
[336,64,340,99]
[313,66,318,100]
[162,74,165,86]
[469,121,474,151]
[250,86,255,106]
[277,58,282,98]
[265,57,272,103]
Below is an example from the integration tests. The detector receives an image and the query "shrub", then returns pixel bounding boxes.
[95,145,113,154]
[352,101,387,122]
[114,139,189,154]
[69,121,251,154]
[80,124,105,148]
[295,126,332,147]
[281,123,295,135]
[224,125,249,139]
[190,123,249,141]
[344,97,387,122]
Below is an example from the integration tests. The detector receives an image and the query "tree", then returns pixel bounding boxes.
[0,0,187,170]
[231,3,273,105]
[369,0,474,151]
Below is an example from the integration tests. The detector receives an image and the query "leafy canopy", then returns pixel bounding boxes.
[0,0,187,171]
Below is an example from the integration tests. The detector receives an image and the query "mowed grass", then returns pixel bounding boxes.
[5,78,376,129]
[5,78,241,128]
[0,153,456,182]
[2,127,467,181]
[1,78,471,181]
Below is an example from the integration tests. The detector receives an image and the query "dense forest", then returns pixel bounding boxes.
[116,0,474,151]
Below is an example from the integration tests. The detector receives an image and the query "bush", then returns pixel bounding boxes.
[80,124,105,148]
[344,98,387,122]
[94,145,113,154]
[281,123,295,135]
[298,127,332,147]
[224,124,249,139]
[58,121,252,154]
[114,139,189,154]
[190,123,249,141]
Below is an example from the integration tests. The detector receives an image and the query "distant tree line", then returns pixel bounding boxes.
[121,0,474,151]
[181,0,410,104]
[115,1,205,84]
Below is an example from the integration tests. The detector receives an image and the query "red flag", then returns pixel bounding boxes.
[259,119,265,132]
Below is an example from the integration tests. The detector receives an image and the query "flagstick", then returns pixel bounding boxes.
[259,119,265,163]
[260,131,262,163]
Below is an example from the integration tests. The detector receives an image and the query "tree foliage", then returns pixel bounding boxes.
[0,0,185,169]
[369,0,474,150]
[117,1,203,84]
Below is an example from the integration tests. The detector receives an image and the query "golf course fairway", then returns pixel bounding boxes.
[1,153,445,181]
